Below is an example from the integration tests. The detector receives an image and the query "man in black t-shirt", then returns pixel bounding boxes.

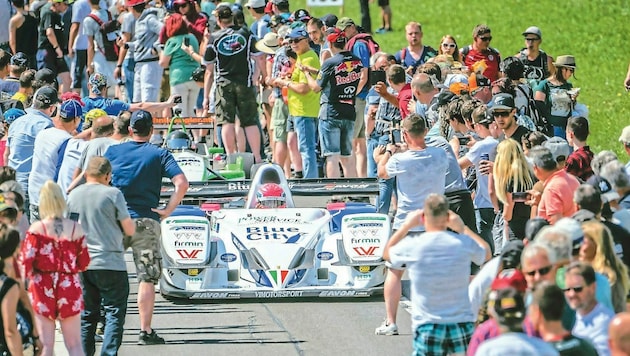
[489,93,531,144]
[303,29,367,178]
[37,0,71,93]
[203,4,265,163]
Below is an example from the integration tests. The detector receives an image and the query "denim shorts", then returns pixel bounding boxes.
[319,118,354,156]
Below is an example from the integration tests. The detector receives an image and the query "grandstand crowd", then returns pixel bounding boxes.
[1,0,630,354]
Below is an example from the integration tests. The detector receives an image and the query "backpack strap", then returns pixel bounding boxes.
[540,50,548,77]
[400,47,407,63]
[461,45,471,57]
[87,13,104,27]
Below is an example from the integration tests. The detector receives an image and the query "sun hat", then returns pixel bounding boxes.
[553,55,576,69]
[255,32,281,54]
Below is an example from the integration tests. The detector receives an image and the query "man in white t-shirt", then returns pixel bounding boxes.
[458,105,500,253]
[83,0,118,96]
[384,193,491,355]
[373,113,448,335]
[28,99,82,222]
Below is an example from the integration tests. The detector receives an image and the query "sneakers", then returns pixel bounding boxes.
[375,320,399,335]
[138,330,166,345]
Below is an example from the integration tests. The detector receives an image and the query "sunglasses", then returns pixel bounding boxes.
[563,286,585,293]
[441,43,456,49]
[289,38,305,44]
[492,111,511,117]
[525,37,540,42]
[563,67,575,73]
[479,36,492,42]
[176,2,189,8]
[524,265,552,277]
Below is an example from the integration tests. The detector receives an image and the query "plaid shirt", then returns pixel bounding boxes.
[566,146,594,182]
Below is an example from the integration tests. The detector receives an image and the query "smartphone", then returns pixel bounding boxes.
[174,95,183,104]
[513,192,529,203]
[458,136,470,146]
[69,212,80,222]
[480,153,490,162]
[184,37,190,46]
[370,70,387,87]
[390,129,402,144]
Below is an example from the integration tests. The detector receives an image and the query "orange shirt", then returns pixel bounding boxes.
[538,169,580,222]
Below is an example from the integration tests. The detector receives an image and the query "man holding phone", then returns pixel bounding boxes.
[373,113,448,335]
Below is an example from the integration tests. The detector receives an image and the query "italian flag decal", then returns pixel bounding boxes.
[269,270,288,285]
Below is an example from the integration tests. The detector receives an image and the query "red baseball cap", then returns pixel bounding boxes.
[491,269,528,293]
[126,0,144,6]
[326,28,346,44]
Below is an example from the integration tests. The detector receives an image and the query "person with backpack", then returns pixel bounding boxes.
[461,24,501,82]
[517,26,556,82]
[83,0,121,97]
[534,55,577,139]
[500,56,552,136]
[394,22,437,75]
[337,16,380,178]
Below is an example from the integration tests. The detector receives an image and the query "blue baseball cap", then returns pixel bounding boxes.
[287,27,308,39]
[130,110,153,133]
[2,108,26,125]
[59,99,83,120]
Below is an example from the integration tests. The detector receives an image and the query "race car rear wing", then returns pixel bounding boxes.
[161,178,379,199]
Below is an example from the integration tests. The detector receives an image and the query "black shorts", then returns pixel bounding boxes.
[378,0,389,6]
[214,80,259,127]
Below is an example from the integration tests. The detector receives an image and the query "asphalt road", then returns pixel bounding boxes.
[53,260,413,356]
[54,196,415,356]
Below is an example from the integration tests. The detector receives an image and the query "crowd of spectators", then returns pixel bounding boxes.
[1,0,630,354]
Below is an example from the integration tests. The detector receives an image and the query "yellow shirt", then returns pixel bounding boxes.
[11,92,28,104]
[288,50,321,118]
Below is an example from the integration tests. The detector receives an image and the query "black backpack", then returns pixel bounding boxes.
[88,11,121,62]
[515,83,552,136]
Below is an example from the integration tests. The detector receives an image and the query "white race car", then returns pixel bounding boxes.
[159,164,391,300]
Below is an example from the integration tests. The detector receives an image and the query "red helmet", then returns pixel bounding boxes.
[256,183,286,209]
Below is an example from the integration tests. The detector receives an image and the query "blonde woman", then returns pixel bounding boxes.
[493,139,535,243]
[580,221,630,312]
[21,181,90,356]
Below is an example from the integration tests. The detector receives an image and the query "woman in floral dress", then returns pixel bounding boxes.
[21,181,90,356]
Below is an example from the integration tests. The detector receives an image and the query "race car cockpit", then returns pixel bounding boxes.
[246,164,295,209]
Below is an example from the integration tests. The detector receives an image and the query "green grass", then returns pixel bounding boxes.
[289,0,630,160]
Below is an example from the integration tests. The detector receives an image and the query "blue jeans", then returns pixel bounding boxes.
[367,133,390,178]
[81,270,129,356]
[123,58,136,103]
[367,133,395,213]
[294,116,318,178]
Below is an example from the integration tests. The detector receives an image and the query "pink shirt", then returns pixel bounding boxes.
[538,169,580,221]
